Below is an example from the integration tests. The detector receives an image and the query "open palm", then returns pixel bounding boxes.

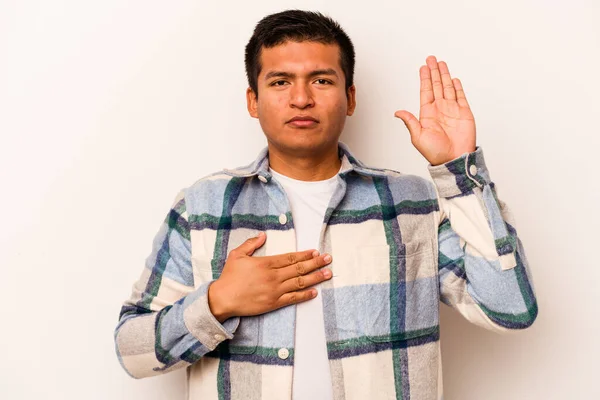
[395,55,476,166]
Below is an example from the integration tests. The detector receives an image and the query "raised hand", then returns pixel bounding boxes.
[394,55,477,166]
[207,232,333,323]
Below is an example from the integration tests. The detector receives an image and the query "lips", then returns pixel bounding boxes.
[287,115,319,128]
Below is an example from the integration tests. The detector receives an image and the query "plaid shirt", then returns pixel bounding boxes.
[114,142,538,400]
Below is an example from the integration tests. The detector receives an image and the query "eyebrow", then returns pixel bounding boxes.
[263,68,339,81]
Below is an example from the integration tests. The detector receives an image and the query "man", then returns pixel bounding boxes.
[114,10,537,400]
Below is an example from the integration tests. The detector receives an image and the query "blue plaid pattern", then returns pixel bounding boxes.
[114,142,537,399]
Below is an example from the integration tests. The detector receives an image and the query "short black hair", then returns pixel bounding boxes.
[244,10,355,97]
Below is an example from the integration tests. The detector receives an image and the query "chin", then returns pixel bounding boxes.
[264,125,340,153]
[278,137,338,157]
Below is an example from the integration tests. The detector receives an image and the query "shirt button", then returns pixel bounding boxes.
[278,348,289,359]
[469,165,478,176]
[214,333,225,341]
[279,213,287,225]
[258,175,268,183]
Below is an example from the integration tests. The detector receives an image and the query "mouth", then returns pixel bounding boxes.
[286,116,319,128]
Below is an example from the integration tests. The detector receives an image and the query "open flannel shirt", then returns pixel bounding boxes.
[114,142,538,400]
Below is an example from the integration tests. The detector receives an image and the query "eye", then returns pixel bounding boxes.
[315,79,332,85]
[270,80,288,86]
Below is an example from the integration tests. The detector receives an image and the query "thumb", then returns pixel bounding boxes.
[236,232,266,256]
[394,110,421,142]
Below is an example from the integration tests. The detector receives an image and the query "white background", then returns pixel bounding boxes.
[1,1,598,399]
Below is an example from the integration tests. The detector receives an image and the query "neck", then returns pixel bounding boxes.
[267,143,341,181]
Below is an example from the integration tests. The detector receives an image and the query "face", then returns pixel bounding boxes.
[246,41,356,158]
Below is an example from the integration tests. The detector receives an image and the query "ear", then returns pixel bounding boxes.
[346,85,356,116]
[246,87,258,118]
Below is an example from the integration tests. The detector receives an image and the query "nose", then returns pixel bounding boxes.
[289,82,314,109]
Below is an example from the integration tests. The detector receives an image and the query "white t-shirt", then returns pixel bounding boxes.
[269,167,338,400]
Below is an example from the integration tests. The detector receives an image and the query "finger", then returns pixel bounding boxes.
[426,55,444,100]
[278,253,332,281]
[276,288,318,308]
[394,110,421,143]
[280,268,332,293]
[419,65,434,106]
[230,232,267,257]
[453,78,470,108]
[438,61,456,100]
[268,248,319,269]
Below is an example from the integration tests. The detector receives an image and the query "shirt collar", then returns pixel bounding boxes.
[222,141,390,182]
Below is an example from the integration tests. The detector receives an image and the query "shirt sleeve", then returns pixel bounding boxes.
[114,189,240,378]
[428,147,538,333]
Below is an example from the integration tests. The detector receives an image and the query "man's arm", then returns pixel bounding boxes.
[395,55,537,331]
[114,190,333,378]
[114,190,239,378]
[428,148,538,332]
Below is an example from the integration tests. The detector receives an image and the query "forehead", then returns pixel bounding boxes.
[258,41,342,78]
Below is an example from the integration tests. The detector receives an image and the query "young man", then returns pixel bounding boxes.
[114,10,537,400]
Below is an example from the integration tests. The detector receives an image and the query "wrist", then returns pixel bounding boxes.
[428,146,489,198]
[429,146,477,167]
[208,280,232,324]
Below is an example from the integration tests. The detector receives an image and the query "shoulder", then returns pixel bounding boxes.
[355,160,436,198]
[178,156,261,216]
[182,169,243,205]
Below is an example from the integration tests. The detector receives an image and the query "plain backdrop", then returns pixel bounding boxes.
[1,1,598,399]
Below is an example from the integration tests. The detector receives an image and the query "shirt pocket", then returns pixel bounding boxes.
[195,256,259,355]
[356,239,440,343]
